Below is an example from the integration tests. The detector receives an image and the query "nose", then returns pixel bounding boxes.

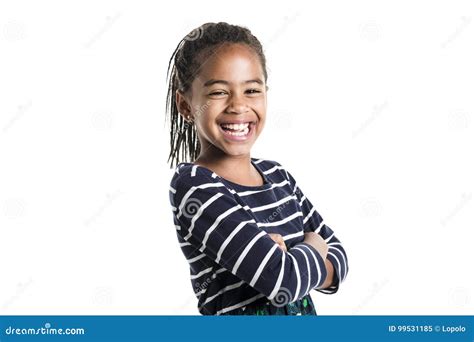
[225,93,249,114]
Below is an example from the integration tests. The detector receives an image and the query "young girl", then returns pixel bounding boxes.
[166,22,348,315]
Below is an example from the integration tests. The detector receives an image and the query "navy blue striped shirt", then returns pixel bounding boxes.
[169,157,348,315]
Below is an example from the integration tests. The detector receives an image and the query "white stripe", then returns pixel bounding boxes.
[195,268,227,297]
[232,231,267,274]
[282,230,304,242]
[287,253,301,301]
[200,280,245,306]
[318,287,337,294]
[199,204,242,252]
[237,180,290,197]
[303,206,317,224]
[329,246,348,282]
[216,220,254,263]
[179,241,191,247]
[268,252,286,300]
[293,247,311,297]
[324,232,335,242]
[187,253,206,264]
[249,243,279,286]
[262,165,284,175]
[177,182,225,219]
[314,221,325,234]
[196,267,227,297]
[175,225,181,231]
[191,165,198,177]
[296,244,324,288]
[251,195,297,212]
[328,242,343,247]
[253,159,264,164]
[169,186,176,194]
[257,211,302,228]
[190,266,213,280]
[184,193,223,239]
[299,195,306,206]
[215,293,266,315]
[328,251,342,283]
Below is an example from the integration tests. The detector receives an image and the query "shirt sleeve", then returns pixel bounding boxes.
[283,167,349,294]
[170,168,329,303]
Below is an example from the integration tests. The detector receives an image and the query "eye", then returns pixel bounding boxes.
[246,88,262,94]
[208,90,228,97]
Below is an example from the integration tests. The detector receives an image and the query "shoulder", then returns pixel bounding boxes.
[170,162,221,190]
[252,157,295,185]
[169,162,233,206]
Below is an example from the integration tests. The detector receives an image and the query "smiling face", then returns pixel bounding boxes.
[176,43,267,161]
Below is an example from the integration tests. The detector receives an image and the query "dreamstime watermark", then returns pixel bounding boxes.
[270,287,292,307]
[262,199,291,224]
[359,20,382,42]
[352,278,389,314]
[181,197,203,219]
[3,21,26,42]
[3,100,32,133]
[181,100,210,132]
[359,197,383,218]
[441,16,471,49]
[352,100,389,139]
[266,12,301,47]
[447,110,470,130]
[450,287,471,307]
[440,192,471,227]
[2,198,26,219]
[266,110,293,131]
[91,286,114,307]
[184,27,204,42]
[194,277,212,295]
[4,322,85,336]
[91,111,114,130]
[2,277,33,310]
[84,12,121,48]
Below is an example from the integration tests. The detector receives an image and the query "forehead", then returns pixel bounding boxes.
[193,43,264,86]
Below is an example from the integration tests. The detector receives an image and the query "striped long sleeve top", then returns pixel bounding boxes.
[169,158,348,315]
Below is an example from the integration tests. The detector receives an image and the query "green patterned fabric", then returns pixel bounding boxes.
[222,294,317,315]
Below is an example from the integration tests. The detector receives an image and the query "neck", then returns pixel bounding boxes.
[196,150,251,169]
[194,145,264,186]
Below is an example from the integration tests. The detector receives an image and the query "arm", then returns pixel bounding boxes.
[284,168,349,293]
[172,173,329,302]
[271,231,336,290]
[320,258,335,289]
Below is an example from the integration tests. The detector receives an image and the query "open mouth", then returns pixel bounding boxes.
[219,122,251,136]
[218,121,255,141]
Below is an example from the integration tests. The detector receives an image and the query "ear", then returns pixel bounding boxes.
[176,90,193,122]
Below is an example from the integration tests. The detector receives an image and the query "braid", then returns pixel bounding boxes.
[165,22,268,168]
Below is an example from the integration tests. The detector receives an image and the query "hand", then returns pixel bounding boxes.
[268,233,287,252]
[304,231,328,259]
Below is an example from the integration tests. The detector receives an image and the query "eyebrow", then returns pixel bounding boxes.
[203,79,264,87]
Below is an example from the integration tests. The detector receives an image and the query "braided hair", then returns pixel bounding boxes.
[165,22,268,168]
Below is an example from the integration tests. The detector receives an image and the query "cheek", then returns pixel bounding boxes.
[193,111,218,138]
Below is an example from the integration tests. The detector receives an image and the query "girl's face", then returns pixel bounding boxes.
[177,43,267,160]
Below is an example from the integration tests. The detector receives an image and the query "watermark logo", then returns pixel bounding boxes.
[182,197,202,219]
[184,27,204,42]
[270,287,292,307]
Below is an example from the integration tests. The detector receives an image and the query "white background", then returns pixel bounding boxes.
[1,0,473,315]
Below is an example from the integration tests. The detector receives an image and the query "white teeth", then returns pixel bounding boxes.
[225,126,249,136]
[220,122,249,131]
